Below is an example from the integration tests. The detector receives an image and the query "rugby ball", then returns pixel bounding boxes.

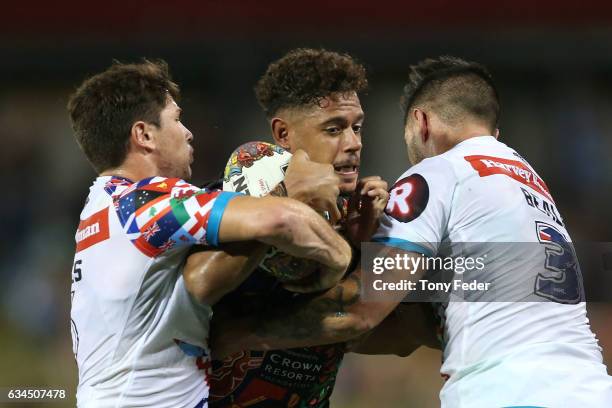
[223,141,319,282]
[222,141,291,197]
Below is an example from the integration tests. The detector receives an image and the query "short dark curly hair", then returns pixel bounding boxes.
[400,56,500,131]
[68,59,180,173]
[255,48,368,118]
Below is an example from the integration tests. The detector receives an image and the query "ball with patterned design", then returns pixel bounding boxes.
[222,141,320,282]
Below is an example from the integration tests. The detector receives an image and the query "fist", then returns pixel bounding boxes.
[344,176,389,246]
[284,149,342,223]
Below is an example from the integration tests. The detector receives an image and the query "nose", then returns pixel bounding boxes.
[186,129,193,143]
[343,128,362,153]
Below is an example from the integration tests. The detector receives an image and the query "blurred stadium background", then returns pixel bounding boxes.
[1,1,611,406]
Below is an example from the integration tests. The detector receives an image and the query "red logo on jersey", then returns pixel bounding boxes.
[464,155,553,201]
[75,208,109,252]
[385,174,429,223]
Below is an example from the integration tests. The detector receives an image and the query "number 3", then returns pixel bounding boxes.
[534,221,583,304]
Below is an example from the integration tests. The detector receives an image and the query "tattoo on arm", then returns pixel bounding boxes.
[254,272,362,341]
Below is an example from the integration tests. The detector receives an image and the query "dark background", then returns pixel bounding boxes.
[1,1,611,406]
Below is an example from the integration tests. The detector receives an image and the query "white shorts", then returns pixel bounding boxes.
[440,344,612,408]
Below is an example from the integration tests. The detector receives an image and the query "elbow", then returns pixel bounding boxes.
[183,268,210,305]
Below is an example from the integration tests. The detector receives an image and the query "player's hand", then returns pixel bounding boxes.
[282,258,352,293]
[283,149,342,224]
[344,176,389,247]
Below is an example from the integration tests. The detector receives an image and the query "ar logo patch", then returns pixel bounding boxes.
[385,174,429,223]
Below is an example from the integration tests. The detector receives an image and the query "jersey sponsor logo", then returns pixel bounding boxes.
[75,208,109,252]
[464,155,553,201]
[385,174,429,223]
[210,345,344,406]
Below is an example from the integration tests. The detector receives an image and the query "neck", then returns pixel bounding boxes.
[100,158,158,182]
[435,124,492,155]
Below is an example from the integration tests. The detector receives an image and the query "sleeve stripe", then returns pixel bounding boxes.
[372,237,434,257]
[205,192,241,247]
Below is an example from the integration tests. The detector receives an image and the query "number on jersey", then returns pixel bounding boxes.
[534,221,583,304]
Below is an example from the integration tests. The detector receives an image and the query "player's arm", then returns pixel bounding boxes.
[182,149,351,304]
[181,195,351,306]
[211,159,455,357]
[210,248,424,358]
[183,242,268,305]
[347,303,441,356]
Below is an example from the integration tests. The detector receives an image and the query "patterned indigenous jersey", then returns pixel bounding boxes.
[70,176,237,408]
[208,270,345,408]
[374,136,612,407]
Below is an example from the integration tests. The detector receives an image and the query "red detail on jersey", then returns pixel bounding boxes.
[188,211,210,236]
[159,238,175,252]
[196,191,219,207]
[539,230,552,241]
[385,174,429,223]
[173,188,197,201]
[133,236,160,258]
[140,178,178,193]
[196,356,212,387]
[464,155,553,202]
[209,351,265,401]
[142,222,160,241]
[235,378,288,403]
[75,208,110,252]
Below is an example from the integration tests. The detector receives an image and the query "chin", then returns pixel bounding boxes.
[340,181,358,195]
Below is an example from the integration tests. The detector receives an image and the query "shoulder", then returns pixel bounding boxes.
[112,177,208,201]
[133,177,199,194]
[391,155,458,193]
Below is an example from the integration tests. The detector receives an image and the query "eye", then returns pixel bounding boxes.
[325,127,341,135]
[352,124,363,134]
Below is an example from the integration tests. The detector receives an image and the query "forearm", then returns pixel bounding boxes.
[349,303,440,356]
[215,269,393,354]
[213,249,425,356]
[218,195,351,277]
[257,199,351,273]
[183,242,269,306]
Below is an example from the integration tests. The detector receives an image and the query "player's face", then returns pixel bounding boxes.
[283,93,363,193]
[152,97,194,179]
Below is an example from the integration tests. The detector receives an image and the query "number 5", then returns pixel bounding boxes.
[72,260,82,283]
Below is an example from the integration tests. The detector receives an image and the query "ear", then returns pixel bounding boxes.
[413,108,429,144]
[271,117,291,150]
[494,128,500,138]
[130,121,156,152]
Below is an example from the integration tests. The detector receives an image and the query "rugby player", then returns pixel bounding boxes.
[197,48,391,407]
[214,56,612,407]
[67,60,352,408]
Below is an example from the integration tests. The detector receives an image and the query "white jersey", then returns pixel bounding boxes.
[374,136,612,407]
[70,176,238,408]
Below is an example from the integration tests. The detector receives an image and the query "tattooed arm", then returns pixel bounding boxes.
[211,248,424,358]
[346,303,441,356]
